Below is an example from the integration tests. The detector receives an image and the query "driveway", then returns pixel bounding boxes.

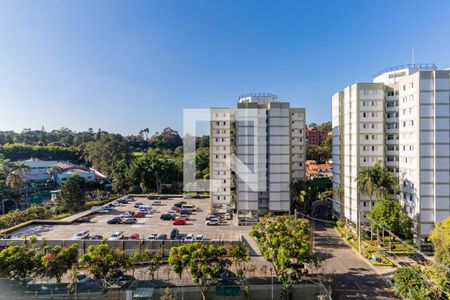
[312,222,397,300]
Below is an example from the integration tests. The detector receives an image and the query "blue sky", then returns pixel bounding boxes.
[0,0,450,136]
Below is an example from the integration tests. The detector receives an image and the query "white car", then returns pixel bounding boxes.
[74,230,90,240]
[195,234,204,241]
[181,204,196,211]
[205,218,220,226]
[120,211,133,218]
[147,234,158,240]
[184,233,194,242]
[108,231,124,241]
[225,212,232,220]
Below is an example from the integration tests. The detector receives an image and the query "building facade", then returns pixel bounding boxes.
[332,64,450,242]
[306,126,326,145]
[210,94,306,217]
[23,158,58,182]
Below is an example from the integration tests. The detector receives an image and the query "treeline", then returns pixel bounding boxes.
[0,144,81,162]
[0,127,187,151]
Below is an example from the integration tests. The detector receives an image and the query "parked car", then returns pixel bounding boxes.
[129,233,140,240]
[205,218,220,226]
[206,214,219,220]
[122,218,137,224]
[133,202,143,208]
[147,233,158,240]
[158,233,167,240]
[108,231,124,240]
[90,234,103,240]
[180,209,192,215]
[152,200,162,206]
[107,217,122,224]
[174,201,187,208]
[97,208,112,213]
[184,233,194,242]
[225,212,232,220]
[179,214,190,220]
[120,211,134,218]
[172,218,187,225]
[159,195,168,200]
[183,195,193,199]
[195,234,204,241]
[117,199,129,204]
[134,212,146,218]
[147,195,157,200]
[74,230,90,240]
[170,228,180,240]
[160,213,176,220]
[76,216,92,223]
[181,204,196,211]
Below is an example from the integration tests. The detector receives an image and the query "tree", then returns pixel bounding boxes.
[144,250,163,280]
[41,244,79,283]
[78,244,115,287]
[81,133,131,177]
[317,121,332,134]
[250,216,310,299]
[228,243,255,299]
[428,216,450,265]
[0,245,39,281]
[169,243,230,300]
[55,175,87,212]
[393,266,434,300]
[368,199,412,239]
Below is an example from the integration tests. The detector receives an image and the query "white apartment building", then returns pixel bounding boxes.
[332,64,450,242]
[210,93,306,217]
[23,158,58,182]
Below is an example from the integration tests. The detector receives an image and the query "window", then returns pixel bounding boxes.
[365,135,369,140]
[363,112,367,117]
[371,112,376,117]
[409,82,414,88]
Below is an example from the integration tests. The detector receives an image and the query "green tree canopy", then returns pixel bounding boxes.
[169,243,230,300]
[41,244,79,283]
[55,174,87,212]
[393,266,434,300]
[78,244,115,287]
[429,216,450,265]
[250,216,310,295]
[368,199,412,239]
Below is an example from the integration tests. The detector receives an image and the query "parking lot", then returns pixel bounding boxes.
[10,196,251,242]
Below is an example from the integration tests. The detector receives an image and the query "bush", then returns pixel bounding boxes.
[0,205,53,230]
[336,219,345,228]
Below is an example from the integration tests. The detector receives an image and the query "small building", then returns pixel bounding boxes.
[55,167,96,185]
[306,160,332,178]
[306,126,325,145]
[23,158,58,182]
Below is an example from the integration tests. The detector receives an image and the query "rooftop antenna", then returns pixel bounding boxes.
[412,47,415,65]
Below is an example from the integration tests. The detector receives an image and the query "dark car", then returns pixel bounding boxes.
[159,195,168,200]
[158,234,167,240]
[160,213,176,220]
[76,216,92,223]
[107,217,122,224]
[116,274,135,288]
[170,228,180,240]
[180,209,192,215]
[147,195,157,200]
[133,202,143,208]
[174,201,187,208]
[90,235,104,240]
[117,199,129,204]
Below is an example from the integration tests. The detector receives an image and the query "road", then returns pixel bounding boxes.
[312,222,398,300]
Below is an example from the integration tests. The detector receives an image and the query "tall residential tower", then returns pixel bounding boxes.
[332,64,450,243]
[210,94,306,219]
